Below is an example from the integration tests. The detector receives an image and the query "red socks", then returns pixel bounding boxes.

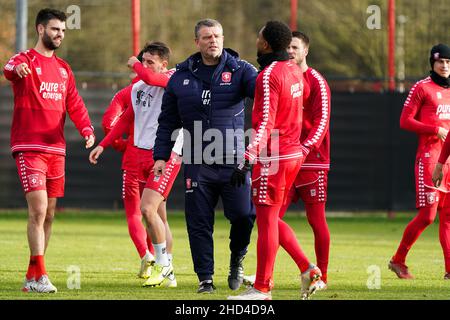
[26,256,37,280]
[124,194,153,258]
[393,206,437,264]
[27,255,47,280]
[254,205,311,292]
[439,208,450,273]
[305,203,330,280]
[254,205,281,292]
[278,219,311,272]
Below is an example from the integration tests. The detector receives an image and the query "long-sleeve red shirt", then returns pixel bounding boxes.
[245,60,306,163]
[400,77,450,164]
[300,67,331,171]
[102,84,137,170]
[3,49,94,156]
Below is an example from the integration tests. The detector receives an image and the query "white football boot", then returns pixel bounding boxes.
[227,287,272,300]
[21,278,36,293]
[32,275,57,293]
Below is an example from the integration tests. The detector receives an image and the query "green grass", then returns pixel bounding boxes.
[0,210,449,300]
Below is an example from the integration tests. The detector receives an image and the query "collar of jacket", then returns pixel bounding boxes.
[257,50,290,71]
[430,70,450,88]
[177,48,241,74]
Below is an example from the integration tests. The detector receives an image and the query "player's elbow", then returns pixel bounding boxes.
[3,70,15,81]
[399,116,410,130]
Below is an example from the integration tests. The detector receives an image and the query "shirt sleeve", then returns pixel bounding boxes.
[245,67,280,162]
[65,64,94,138]
[99,103,134,149]
[241,61,258,99]
[400,83,439,135]
[133,63,170,88]
[3,53,27,82]
[300,74,331,156]
[102,86,132,152]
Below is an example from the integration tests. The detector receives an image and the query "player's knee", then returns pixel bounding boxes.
[28,210,46,226]
[421,216,435,226]
[140,205,157,220]
[44,212,55,224]
[417,212,435,226]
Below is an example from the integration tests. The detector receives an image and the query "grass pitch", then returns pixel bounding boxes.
[0,210,449,300]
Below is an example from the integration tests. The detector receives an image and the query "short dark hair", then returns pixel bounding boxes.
[35,8,66,30]
[142,41,171,62]
[262,21,292,52]
[194,19,223,39]
[292,31,310,47]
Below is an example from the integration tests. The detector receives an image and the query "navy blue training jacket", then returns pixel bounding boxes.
[154,48,258,165]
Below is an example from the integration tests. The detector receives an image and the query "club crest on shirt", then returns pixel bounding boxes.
[426,192,437,205]
[35,67,42,75]
[59,68,68,79]
[221,72,231,83]
[28,174,43,188]
[153,175,160,182]
[186,178,192,189]
[437,92,442,100]
[183,79,190,86]
[310,189,317,197]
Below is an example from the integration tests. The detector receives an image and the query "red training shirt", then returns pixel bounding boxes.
[3,49,94,156]
[400,76,450,164]
[245,60,307,163]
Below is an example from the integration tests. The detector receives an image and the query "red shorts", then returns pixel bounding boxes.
[289,170,328,204]
[137,149,182,200]
[251,159,303,206]
[14,151,65,197]
[415,160,450,208]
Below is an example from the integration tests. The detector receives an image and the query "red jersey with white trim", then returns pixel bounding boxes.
[245,60,306,163]
[300,68,331,171]
[400,77,450,164]
[102,84,137,170]
[3,49,94,156]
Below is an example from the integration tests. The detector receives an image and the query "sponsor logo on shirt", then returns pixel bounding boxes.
[39,81,63,101]
[136,90,153,108]
[290,82,303,99]
[436,104,450,119]
[183,79,190,86]
[202,90,211,108]
[4,64,15,71]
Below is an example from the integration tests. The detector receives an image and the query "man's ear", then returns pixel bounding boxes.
[36,24,45,35]
[162,60,169,69]
[304,47,309,58]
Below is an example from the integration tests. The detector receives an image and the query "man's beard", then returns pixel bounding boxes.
[257,48,264,57]
[42,31,61,50]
